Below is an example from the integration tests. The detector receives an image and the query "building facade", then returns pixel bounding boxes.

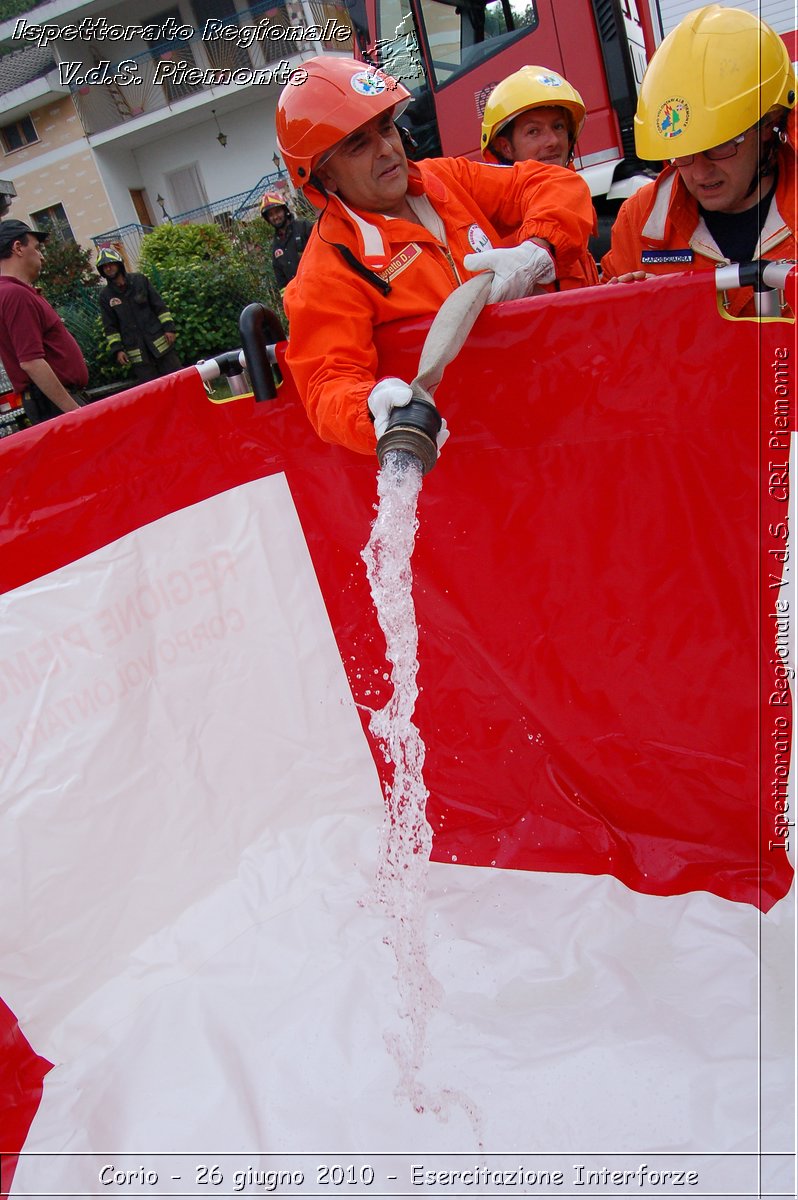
[0,0,355,255]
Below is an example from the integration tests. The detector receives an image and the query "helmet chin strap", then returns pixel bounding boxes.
[743,113,787,199]
[309,172,329,199]
[312,177,392,297]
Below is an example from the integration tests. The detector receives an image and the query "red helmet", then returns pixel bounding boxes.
[276,56,411,196]
[260,190,287,217]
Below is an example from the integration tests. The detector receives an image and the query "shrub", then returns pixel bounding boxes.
[37,238,99,308]
[152,254,284,366]
[54,292,127,388]
[232,216,276,258]
[138,223,232,274]
[37,251,125,388]
[0,0,37,23]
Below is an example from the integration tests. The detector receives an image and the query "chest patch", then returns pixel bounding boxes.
[109,297,123,306]
[467,224,491,253]
[379,242,422,283]
[641,249,694,265]
[274,248,284,258]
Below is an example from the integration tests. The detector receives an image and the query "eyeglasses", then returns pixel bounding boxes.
[672,131,747,167]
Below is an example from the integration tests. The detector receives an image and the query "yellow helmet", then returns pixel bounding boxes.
[635,4,796,161]
[480,66,586,159]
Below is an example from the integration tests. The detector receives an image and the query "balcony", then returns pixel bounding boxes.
[67,0,355,138]
[0,42,69,122]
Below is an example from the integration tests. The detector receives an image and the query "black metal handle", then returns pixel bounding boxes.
[239,303,286,402]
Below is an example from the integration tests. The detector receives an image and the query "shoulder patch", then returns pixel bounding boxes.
[467,224,491,253]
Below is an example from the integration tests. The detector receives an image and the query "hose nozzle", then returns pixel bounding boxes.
[376,387,442,476]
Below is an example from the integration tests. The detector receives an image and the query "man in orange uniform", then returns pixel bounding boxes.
[276,56,594,456]
[480,65,599,286]
[601,5,796,316]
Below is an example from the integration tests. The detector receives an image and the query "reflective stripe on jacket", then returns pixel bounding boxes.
[284,156,594,455]
[99,273,176,361]
[600,144,797,316]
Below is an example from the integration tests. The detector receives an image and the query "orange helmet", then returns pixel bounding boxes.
[260,190,288,217]
[276,56,411,197]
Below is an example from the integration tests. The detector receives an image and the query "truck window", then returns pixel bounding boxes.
[416,0,539,85]
[373,0,426,85]
[372,0,442,156]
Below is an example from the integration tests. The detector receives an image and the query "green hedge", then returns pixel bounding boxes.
[138,223,233,274]
[141,222,285,365]
[0,0,40,25]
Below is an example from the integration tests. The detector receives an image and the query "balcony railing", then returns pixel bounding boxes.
[91,222,154,266]
[168,178,280,227]
[89,174,290,262]
[69,0,355,137]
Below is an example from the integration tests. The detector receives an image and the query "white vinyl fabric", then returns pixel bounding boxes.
[1,477,794,1199]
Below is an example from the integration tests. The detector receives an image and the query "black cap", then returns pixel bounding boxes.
[0,219,48,254]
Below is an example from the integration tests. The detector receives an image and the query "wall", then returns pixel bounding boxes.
[94,92,282,226]
[1,96,117,249]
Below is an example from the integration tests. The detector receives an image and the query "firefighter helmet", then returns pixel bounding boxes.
[634,4,796,161]
[275,56,411,198]
[260,190,288,217]
[96,247,124,274]
[480,66,586,159]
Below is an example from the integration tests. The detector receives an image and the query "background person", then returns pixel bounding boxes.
[97,249,182,384]
[277,56,594,456]
[481,65,585,171]
[600,4,796,315]
[480,65,599,286]
[0,219,87,424]
[259,192,314,293]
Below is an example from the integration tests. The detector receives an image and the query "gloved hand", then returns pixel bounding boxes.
[463,241,556,304]
[368,377,450,456]
[368,376,413,439]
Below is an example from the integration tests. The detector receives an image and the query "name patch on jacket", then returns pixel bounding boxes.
[641,249,694,265]
[380,243,421,283]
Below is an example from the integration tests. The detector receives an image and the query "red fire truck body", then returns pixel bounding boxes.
[351,0,796,202]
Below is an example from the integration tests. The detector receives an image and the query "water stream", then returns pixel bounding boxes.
[361,449,483,1141]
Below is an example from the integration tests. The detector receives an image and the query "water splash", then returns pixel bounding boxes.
[361,449,483,1143]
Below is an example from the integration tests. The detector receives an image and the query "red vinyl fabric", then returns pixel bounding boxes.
[0,275,792,909]
[0,270,793,1185]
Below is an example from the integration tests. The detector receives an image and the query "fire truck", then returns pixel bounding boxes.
[347,0,797,208]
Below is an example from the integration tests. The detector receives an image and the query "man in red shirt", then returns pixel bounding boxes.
[0,219,89,424]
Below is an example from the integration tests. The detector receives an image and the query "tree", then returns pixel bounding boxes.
[37,239,98,308]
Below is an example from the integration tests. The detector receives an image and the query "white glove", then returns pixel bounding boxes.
[463,241,556,304]
[368,377,413,439]
[368,377,450,456]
